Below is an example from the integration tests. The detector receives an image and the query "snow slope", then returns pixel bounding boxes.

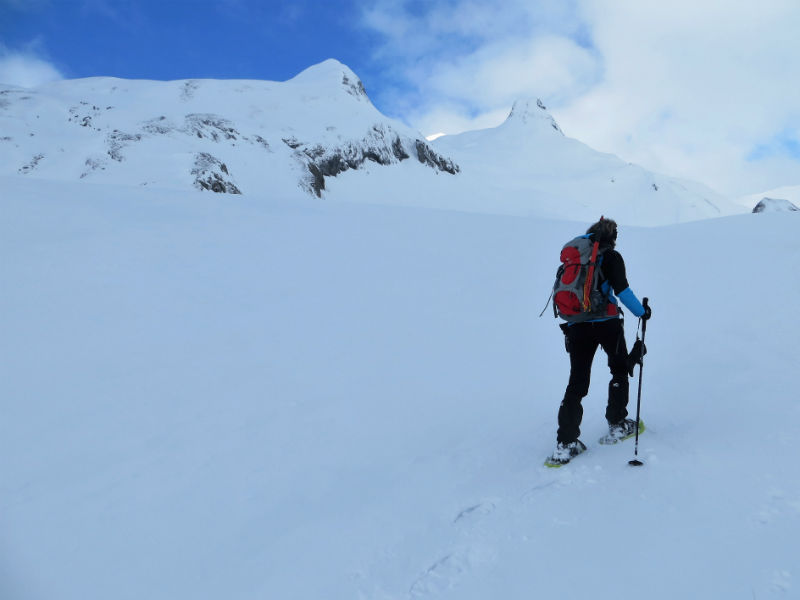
[1,60,742,225]
[331,98,740,225]
[2,176,799,600]
[0,60,457,199]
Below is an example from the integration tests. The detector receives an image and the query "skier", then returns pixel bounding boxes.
[547,217,651,466]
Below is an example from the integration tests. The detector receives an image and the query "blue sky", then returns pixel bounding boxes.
[2,0,799,196]
[0,1,377,82]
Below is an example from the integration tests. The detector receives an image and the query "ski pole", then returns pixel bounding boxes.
[629,297,648,467]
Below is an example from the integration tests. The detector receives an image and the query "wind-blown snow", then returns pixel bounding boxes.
[2,173,799,600]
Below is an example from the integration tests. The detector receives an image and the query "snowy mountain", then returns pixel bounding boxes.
[426,98,737,224]
[2,175,799,600]
[1,60,742,225]
[0,59,457,199]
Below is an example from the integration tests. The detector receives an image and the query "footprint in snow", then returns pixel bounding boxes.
[408,545,494,598]
[771,569,792,593]
[453,500,496,525]
[754,488,800,526]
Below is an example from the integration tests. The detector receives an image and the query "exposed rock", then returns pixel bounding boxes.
[192,152,241,194]
[296,125,459,197]
[752,197,799,213]
[80,157,106,178]
[342,73,367,99]
[107,130,142,162]
[0,65,461,199]
[184,114,239,142]
[180,80,200,102]
[252,135,271,151]
[19,153,44,174]
[68,102,104,129]
[415,140,459,174]
[282,137,302,149]
[142,116,174,135]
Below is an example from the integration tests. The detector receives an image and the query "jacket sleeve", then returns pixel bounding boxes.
[605,251,645,317]
[618,287,645,317]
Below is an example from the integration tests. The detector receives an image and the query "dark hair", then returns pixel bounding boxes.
[586,216,618,247]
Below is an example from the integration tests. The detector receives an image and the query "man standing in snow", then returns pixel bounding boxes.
[547,217,651,466]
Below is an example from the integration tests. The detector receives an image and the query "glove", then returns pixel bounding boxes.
[641,304,652,321]
[626,338,647,376]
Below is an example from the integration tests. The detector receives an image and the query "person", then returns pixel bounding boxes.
[547,217,651,466]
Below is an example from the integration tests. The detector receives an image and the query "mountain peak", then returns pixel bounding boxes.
[504,98,562,134]
[288,59,368,100]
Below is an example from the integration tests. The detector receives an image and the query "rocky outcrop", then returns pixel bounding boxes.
[0,61,461,199]
[107,130,142,161]
[19,153,44,174]
[414,140,459,173]
[292,124,459,197]
[752,197,799,213]
[184,114,240,142]
[192,153,241,194]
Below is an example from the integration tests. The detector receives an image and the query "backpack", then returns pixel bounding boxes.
[549,234,610,323]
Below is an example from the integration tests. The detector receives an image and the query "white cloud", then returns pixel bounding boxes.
[558,0,800,194]
[0,49,63,88]
[360,0,800,195]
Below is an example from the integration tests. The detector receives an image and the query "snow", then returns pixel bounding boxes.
[2,173,800,600]
[737,185,800,212]
[1,60,744,224]
[2,59,799,599]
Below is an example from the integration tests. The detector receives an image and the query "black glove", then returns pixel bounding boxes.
[641,304,652,321]
[626,338,647,376]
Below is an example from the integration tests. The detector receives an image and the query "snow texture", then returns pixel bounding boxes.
[1,59,798,600]
[2,176,799,600]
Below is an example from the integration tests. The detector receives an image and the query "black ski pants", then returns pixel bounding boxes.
[557,318,629,444]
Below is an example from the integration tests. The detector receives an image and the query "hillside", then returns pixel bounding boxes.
[0,60,457,198]
[1,60,744,225]
[2,176,798,599]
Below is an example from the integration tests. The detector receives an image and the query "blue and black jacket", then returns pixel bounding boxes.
[591,248,645,321]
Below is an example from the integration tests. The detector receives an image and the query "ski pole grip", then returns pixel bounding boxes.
[641,297,649,331]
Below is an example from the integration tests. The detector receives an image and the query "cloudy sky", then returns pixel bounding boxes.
[2,0,799,196]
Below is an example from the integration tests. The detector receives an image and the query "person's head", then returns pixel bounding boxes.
[586,216,618,247]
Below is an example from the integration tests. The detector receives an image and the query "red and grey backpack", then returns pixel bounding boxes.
[548,234,610,323]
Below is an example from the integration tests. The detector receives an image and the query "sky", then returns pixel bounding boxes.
[1,0,799,197]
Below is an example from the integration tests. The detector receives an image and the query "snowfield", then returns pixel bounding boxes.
[2,175,799,600]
